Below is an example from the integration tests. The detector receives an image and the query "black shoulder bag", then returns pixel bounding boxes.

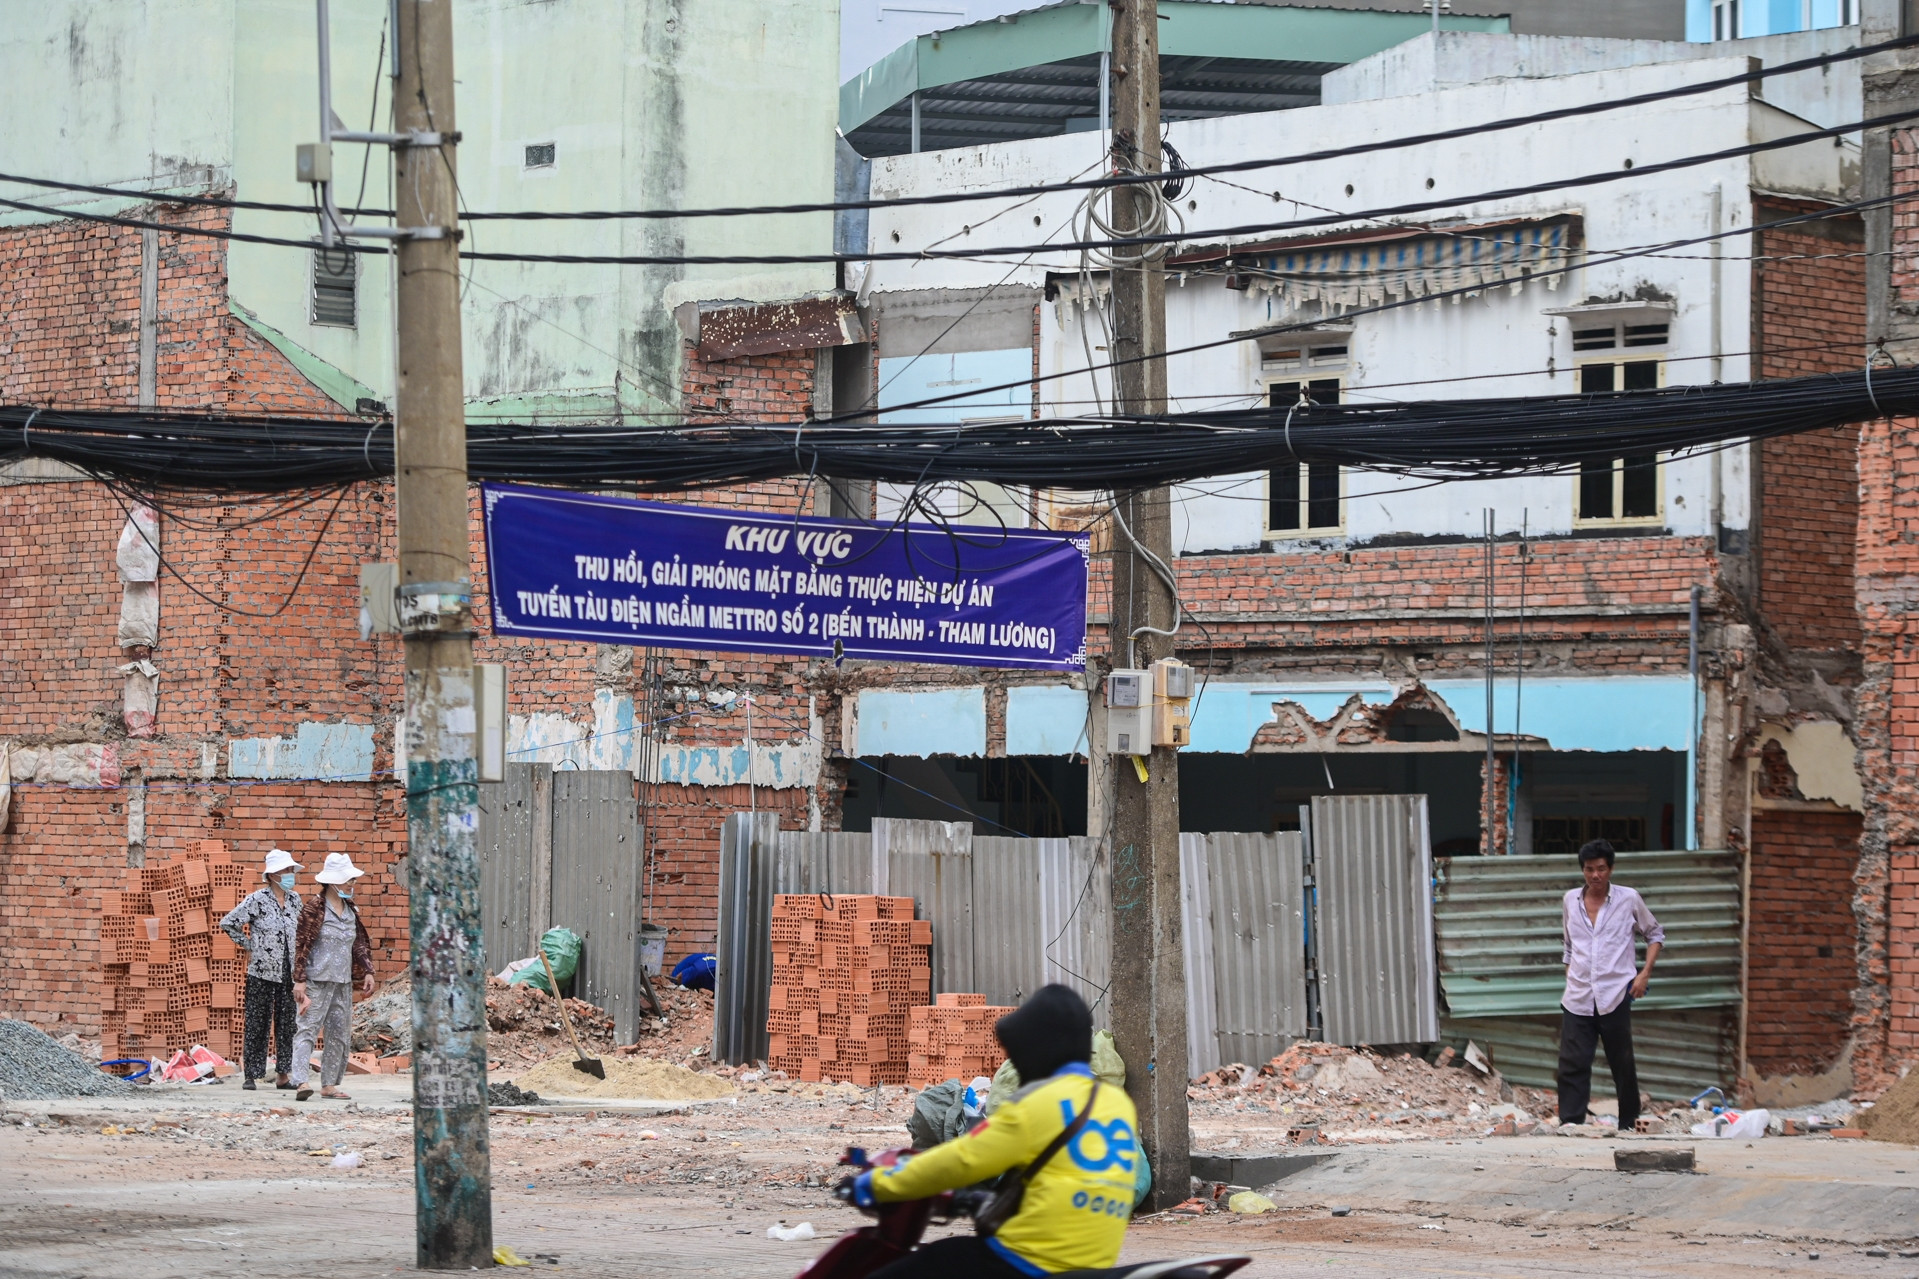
[975,1081,1101,1238]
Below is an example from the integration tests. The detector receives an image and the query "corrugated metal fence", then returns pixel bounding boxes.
[714,807,1429,1072]
[1433,849,1741,1097]
[477,765,649,1043]
[1313,795,1440,1047]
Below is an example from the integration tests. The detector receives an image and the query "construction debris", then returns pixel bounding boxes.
[512,1054,735,1101]
[908,994,1014,1088]
[766,893,929,1085]
[0,1019,133,1101]
[96,839,249,1061]
[1186,1041,1555,1142]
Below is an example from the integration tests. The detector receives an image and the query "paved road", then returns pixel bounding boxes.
[2,1088,1916,1278]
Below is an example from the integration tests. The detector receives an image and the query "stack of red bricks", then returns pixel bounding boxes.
[98,839,249,1063]
[907,993,1014,1088]
[766,893,930,1085]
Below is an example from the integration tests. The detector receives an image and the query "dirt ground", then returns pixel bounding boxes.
[3,1074,1917,1279]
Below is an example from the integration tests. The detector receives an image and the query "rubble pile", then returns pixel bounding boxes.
[96,839,250,1060]
[767,893,930,1085]
[620,977,715,1060]
[1187,1041,1555,1141]
[482,976,617,1063]
[907,993,1013,1087]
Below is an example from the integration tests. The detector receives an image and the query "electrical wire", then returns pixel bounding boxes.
[0,104,1904,271]
[6,363,1912,498]
[2,29,1908,226]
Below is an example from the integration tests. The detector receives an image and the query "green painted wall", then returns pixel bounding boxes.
[3,0,840,421]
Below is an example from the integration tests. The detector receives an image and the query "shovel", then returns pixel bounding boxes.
[538,949,605,1080]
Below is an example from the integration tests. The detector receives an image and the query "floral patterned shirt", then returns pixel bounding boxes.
[220,885,304,983]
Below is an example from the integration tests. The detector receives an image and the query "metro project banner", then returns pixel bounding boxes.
[481,484,1090,671]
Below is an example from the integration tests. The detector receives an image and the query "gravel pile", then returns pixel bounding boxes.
[487,1081,541,1106]
[0,1019,135,1101]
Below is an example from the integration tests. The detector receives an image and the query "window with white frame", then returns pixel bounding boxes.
[1262,342,1347,536]
[1572,319,1665,525]
[1713,0,1740,39]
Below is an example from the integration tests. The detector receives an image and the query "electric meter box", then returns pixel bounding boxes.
[1152,702,1191,749]
[1107,706,1150,757]
[1151,658,1195,701]
[1106,670,1144,709]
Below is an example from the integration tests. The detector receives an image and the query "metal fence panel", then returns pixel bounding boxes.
[715,812,782,1064]
[476,764,543,974]
[774,829,875,898]
[1434,850,1741,1017]
[874,818,975,996]
[1441,1007,1737,1098]
[1207,831,1308,1065]
[972,836,1046,1007]
[1313,795,1440,1046]
[549,770,644,1043]
[1179,833,1221,1076]
[1039,837,1110,1028]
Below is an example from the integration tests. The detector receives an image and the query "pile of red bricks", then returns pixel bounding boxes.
[907,993,1014,1088]
[98,840,249,1062]
[766,893,930,1085]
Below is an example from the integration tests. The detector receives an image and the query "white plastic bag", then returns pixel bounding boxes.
[767,1222,816,1241]
[1691,1108,1768,1139]
[331,1150,364,1169]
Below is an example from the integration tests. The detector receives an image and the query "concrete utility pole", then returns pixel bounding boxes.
[1105,0,1190,1213]
[391,1,493,1267]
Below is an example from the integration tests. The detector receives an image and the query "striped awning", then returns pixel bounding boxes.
[1244,217,1580,312]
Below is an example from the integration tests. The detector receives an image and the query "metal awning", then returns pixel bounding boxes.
[841,0,1509,158]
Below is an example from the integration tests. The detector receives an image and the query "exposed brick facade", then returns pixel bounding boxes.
[1753,199,1867,655]
[1746,809,1863,1078]
[0,210,838,1032]
[1850,127,1919,1090]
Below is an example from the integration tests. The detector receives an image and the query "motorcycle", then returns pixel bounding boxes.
[797,1147,1251,1279]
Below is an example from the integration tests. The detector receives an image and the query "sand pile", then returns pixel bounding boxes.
[512,1053,736,1101]
[1862,1071,1919,1144]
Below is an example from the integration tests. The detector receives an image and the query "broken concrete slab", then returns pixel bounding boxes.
[1190,1150,1335,1189]
[1615,1147,1695,1173]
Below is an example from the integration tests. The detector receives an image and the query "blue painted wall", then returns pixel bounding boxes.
[1006,684,1089,755]
[856,687,987,757]
[877,348,1033,425]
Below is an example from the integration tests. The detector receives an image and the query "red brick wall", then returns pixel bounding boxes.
[1086,535,1715,659]
[1753,200,1865,653]
[1746,809,1863,1077]
[1851,130,1919,1089]
[0,211,842,1030]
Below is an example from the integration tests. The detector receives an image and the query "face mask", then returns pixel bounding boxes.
[277,874,296,890]
[336,886,355,899]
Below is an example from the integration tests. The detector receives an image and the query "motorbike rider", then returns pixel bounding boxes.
[847,984,1142,1278]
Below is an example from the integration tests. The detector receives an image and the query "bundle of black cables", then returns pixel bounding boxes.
[3,365,1911,502]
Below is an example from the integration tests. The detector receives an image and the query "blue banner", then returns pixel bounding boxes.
[481,484,1089,671]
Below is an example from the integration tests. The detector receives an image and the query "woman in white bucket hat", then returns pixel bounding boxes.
[218,849,304,1091]
[289,852,375,1101]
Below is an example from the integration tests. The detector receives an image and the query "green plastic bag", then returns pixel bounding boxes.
[508,927,583,995]
[1090,1029,1126,1089]
[984,1058,1022,1114]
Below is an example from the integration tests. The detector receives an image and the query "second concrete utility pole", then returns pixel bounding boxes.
[1105,0,1191,1214]
[390,0,493,1267]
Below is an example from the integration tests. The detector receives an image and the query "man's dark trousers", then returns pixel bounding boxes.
[1557,996,1639,1129]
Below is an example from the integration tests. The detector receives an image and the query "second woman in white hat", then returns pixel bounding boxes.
[289,852,376,1101]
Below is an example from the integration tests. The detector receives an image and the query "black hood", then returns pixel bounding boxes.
[994,984,1093,1083]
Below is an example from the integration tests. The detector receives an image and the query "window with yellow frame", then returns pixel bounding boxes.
[1573,318,1667,526]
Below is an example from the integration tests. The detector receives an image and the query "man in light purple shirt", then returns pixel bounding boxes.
[1557,839,1665,1131]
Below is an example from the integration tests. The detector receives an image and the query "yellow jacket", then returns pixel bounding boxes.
[870,1064,1139,1274]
